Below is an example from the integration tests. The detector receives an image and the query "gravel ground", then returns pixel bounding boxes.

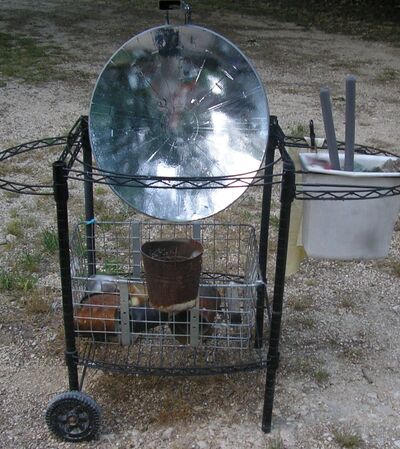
[0,2,399,448]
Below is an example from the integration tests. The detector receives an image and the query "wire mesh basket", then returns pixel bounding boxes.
[70,221,265,374]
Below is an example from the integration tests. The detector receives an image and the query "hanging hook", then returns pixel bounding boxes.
[309,119,316,151]
[181,1,192,24]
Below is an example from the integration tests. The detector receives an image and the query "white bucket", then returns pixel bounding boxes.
[299,152,400,260]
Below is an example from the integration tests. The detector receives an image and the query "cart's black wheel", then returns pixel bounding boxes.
[45,391,101,442]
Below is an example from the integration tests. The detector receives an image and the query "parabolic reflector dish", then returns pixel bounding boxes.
[89,24,269,221]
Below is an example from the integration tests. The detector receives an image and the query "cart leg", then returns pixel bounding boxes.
[53,160,79,391]
[262,352,280,432]
[255,281,266,348]
[82,117,96,277]
[262,158,295,433]
[255,117,277,348]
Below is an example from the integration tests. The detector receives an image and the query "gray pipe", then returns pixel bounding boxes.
[344,75,356,171]
[320,87,341,170]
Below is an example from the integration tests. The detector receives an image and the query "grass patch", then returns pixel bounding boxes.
[95,186,109,196]
[376,68,399,82]
[341,345,364,362]
[5,215,37,240]
[24,289,52,315]
[329,58,369,76]
[267,437,284,449]
[290,295,313,312]
[98,256,123,275]
[286,356,330,385]
[94,198,113,221]
[332,96,346,103]
[393,262,400,277]
[304,278,317,287]
[281,86,299,95]
[288,123,308,138]
[9,208,19,219]
[94,198,130,223]
[339,295,357,310]
[374,258,400,277]
[313,368,330,384]
[235,207,255,223]
[196,0,400,44]
[0,270,14,290]
[269,214,280,231]
[0,31,68,83]
[0,269,38,292]
[152,396,193,425]
[6,219,24,238]
[290,358,314,377]
[2,191,19,200]
[297,315,315,329]
[333,428,364,448]
[18,252,42,273]
[47,324,65,357]
[41,228,59,254]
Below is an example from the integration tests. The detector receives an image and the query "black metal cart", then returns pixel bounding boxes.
[51,114,297,440]
[0,111,296,440]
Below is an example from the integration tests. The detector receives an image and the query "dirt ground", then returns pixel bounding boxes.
[0,1,399,448]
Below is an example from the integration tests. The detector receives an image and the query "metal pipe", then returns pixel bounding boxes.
[82,117,96,276]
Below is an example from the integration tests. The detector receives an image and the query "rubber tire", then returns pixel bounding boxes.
[45,391,101,442]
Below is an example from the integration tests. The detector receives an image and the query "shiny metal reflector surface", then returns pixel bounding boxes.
[89,24,269,221]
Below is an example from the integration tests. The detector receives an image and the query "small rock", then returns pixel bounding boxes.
[197,441,210,449]
[51,301,61,312]
[5,234,16,244]
[100,433,116,442]
[394,441,400,449]
[376,158,400,173]
[161,427,174,440]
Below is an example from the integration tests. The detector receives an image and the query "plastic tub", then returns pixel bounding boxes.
[299,152,400,259]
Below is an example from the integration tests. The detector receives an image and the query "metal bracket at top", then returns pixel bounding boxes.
[159,0,181,9]
[159,1,192,24]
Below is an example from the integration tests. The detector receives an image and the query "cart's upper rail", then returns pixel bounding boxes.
[0,115,399,200]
